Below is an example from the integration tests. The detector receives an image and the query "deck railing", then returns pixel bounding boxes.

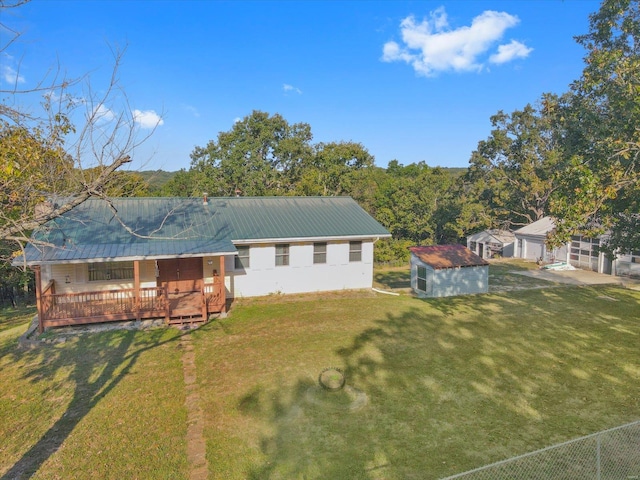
[202,279,225,315]
[41,286,168,327]
[39,279,226,328]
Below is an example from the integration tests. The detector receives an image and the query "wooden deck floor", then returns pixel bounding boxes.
[167,292,205,324]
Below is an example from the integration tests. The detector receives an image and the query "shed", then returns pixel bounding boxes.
[467,229,515,259]
[409,245,489,298]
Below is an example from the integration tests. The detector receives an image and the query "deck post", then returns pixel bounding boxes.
[32,266,44,334]
[164,285,170,323]
[218,255,226,314]
[201,287,208,322]
[134,260,141,321]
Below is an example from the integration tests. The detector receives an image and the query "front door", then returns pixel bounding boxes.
[157,258,203,294]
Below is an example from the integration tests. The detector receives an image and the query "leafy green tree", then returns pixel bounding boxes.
[467,97,564,229]
[549,0,640,251]
[374,161,461,245]
[159,169,198,196]
[296,141,375,196]
[189,111,314,196]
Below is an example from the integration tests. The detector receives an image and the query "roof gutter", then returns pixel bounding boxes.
[232,233,391,245]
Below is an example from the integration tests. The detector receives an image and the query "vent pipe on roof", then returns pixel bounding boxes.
[235,188,242,197]
[203,193,208,205]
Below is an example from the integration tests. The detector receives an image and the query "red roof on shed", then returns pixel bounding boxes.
[410,244,489,270]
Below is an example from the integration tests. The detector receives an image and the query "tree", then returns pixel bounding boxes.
[549,0,640,252]
[373,161,461,245]
[1,4,158,262]
[189,111,314,197]
[466,97,565,229]
[296,141,375,196]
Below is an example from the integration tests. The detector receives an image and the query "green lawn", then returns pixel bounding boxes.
[1,264,639,479]
[0,307,188,479]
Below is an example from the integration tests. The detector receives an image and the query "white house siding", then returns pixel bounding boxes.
[410,256,488,298]
[45,260,158,294]
[226,240,375,298]
[613,252,640,278]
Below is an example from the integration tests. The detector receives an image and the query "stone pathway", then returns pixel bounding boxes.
[181,332,209,480]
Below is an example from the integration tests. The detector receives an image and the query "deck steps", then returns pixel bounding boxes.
[167,312,206,326]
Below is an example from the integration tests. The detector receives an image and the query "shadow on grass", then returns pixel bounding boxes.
[243,286,640,479]
[0,325,183,480]
[374,269,411,290]
[0,306,36,335]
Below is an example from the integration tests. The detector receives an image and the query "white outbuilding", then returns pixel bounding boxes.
[410,245,489,298]
[467,229,515,259]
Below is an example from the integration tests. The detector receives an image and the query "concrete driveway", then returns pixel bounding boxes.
[512,268,640,290]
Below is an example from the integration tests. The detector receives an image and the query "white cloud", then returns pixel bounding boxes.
[132,109,164,129]
[382,7,530,76]
[489,40,533,64]
[0,59,26,85]
[283,83,302,94]
[93,104,116,123]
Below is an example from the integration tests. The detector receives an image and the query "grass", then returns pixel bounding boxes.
[0,305,36,335]
[191,286,640,479]
[0,307,188,479]
[1,261,639,479]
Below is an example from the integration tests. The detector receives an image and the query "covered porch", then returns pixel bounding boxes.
[32,256,228,332]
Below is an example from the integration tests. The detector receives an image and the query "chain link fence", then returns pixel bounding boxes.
[442,420,640,480]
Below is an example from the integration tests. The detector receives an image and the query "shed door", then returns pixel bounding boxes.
[157,258,203,294]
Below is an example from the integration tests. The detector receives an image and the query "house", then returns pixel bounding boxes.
[513,217,568,263]
[16,196,391,331]
[466,229,515,259]
[409,245,489,298]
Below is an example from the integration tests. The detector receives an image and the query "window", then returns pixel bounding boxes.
[349,241,362,262]
[313,243,327,264]
[88,261,134,282]
[470,241,477,251]
[275,244,289,266]
[417,265,427,292]
[235,246,250,269]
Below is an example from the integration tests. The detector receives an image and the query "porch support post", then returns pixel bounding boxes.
[134,260,141,321]
[164,285,170,324]
[32,266,44,334]
[201,287,208,322]
[219,255,226,314]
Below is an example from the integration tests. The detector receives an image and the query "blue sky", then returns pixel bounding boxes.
[2,0,601,172]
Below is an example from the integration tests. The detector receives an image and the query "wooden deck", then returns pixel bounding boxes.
[38,280,226,330]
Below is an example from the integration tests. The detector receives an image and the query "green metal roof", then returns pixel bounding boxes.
[20,196,390,264]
